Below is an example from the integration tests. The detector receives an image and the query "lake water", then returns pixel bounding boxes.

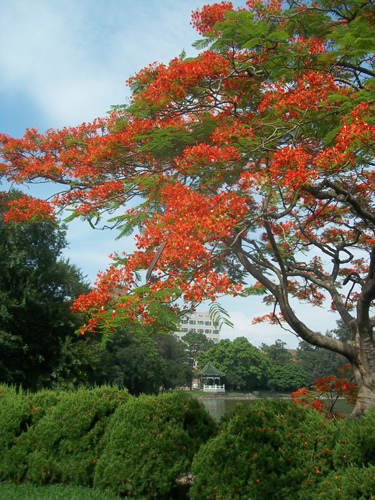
[200,398,240,420]
[199,398,255,421]
[199,396,353,421]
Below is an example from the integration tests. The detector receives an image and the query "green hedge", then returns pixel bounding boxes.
[0,385,32,454]
[190,400,375,500]
[0,386,130,486]
[3,385,375,499]
[0,385,216,498]
[190,399,339,499]
[94,393,216,497]
[306,465,375,499]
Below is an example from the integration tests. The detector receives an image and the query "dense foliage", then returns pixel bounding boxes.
[91,328,192,394]
[0,195,90,389]
[3,384,375,499]
[0,385,216,498]
[296,339,348,387]
[261,339,308,391]
[191,399,375,499]
[267,362,307,392]
[191,399,338,499]
[198,337,272,390]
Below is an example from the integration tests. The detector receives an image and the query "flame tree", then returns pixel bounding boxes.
[1,0,375,415]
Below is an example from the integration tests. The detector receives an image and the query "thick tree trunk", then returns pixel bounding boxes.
[351,347,375,418]
[352,380,375,418]
[351,285,375,417]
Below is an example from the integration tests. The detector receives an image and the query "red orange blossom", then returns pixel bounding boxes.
[292,365,358,419]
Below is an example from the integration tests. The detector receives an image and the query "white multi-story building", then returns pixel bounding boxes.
[175,311,221,343]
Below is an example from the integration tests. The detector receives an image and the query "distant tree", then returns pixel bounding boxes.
[152,333,191,389]
[181,331,214,368]
[296,339,347,387]
[80,328,192,394]
[260,339,293,365]
[112,335,166,395]
[260,339,305,391]
[267,363,307,392]
[198,337,272,391]
[181,331,214,389]
[295,320,353,387]
[0,192,90,389]
[331,319,352,343]
[49,334,113,388]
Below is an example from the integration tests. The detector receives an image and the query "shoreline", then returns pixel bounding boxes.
[190,392,259,401]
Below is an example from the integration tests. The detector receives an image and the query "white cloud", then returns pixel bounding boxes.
[220,310,301,348]
[0,0,209,128]
[218,301,339,349]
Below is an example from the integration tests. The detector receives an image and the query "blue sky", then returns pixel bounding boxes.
[0,0,339,347]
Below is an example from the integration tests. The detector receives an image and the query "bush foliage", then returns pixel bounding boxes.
[94,393,216,497]
[190,399,337,499]
[2,385,375,499]
[191,400,375,500]
[0,385,216,498]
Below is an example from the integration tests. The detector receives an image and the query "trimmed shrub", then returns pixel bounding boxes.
[190,399,337,500]
[305,465,375,499]
[0,386,215,498]
[93,392,217,498]
[0,385,31,455]
[332,409,375,471]
[0,386,129,485]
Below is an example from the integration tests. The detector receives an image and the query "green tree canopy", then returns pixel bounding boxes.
[0,192,90,389]
[152,333,191,390]
[181,331,215,368]
[74,328,192,393]
[267,362,307,392]
[181,331,215,389]
[198,337,272,391]
[260,339,293,365]
[296,340,347,387]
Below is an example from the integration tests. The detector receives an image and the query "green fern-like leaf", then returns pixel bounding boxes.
[147,302,180,328]
[209,302,234,330]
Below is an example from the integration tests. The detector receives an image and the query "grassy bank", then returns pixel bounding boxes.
[0,483,124,500]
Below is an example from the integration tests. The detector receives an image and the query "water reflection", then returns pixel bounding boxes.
[201,398,252,421]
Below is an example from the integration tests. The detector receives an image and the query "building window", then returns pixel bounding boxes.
[182,328,188,332]
[205,329,211,334]
[205,321,211,326]
[198,329,204,333]
[198,320,204,325]
[213,330,219,334]
[189,320,196,325]
[189,328,196,333]
[182,320,188,324]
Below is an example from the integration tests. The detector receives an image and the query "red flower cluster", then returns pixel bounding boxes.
[291,367,358,419]
[191,2,234,34]
[3,195,55,223]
